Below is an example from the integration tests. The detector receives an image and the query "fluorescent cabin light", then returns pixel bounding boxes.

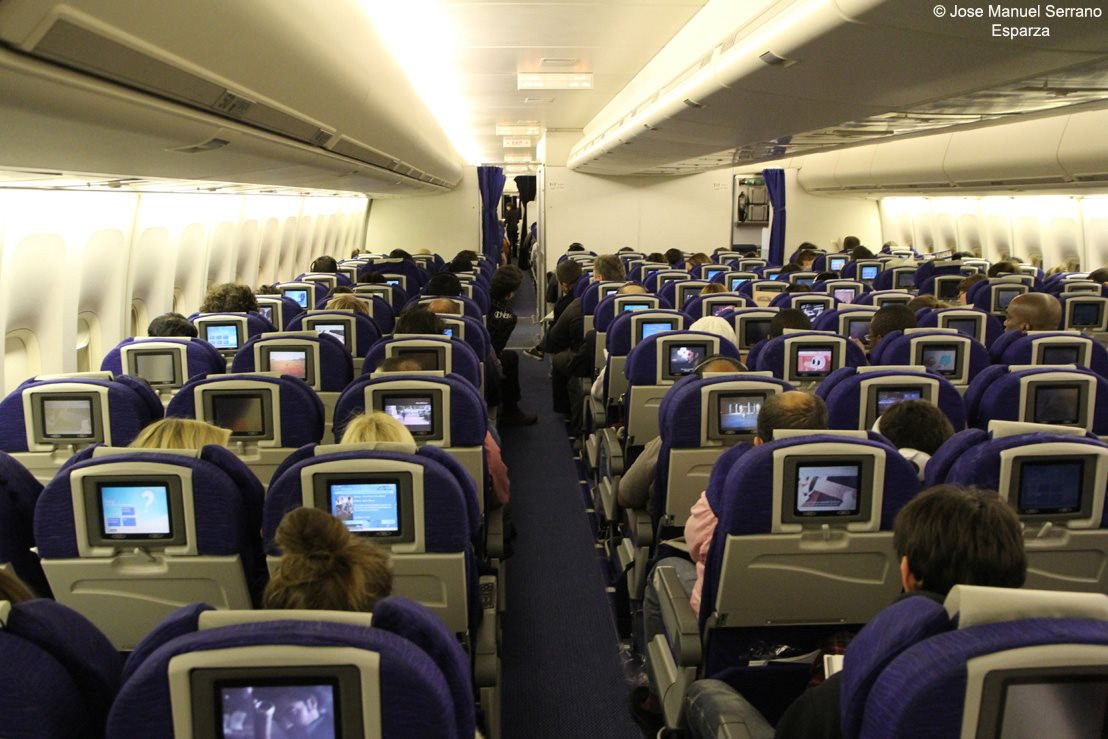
[504,154,535,163]
[496,124,543,136]
[517,73,593,90]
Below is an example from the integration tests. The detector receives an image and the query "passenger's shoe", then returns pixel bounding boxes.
[499,406,538,426]
[523,346,545,361]
[628,686,664,736]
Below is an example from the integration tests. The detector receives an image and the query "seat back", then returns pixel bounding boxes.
[653,374,794,526]
[409,294,484,323]
[603,310,688,404]
[858,586,1108,739]
[870,328,988,386]
[683,293,750,321]
[353,284,405,319]
[942,426,1108,593]
[0,374,164,484]
[34,446,266,648]
[700,433,921,666]
[996,330,1108,377]
[820,279,867,305]
[275,281,320,311]
[0,451,49,597]
[770,293,837,323]
[190,312,277,360]
[166,373,325,485]
[0,598,122,739]
[232,331,353,392]
[1059,294,1108,332]
[965,365,1108,434]
[624,331,740,444]
[816,366,967,431]
[730,308,778,352]
[101,337,224,395]
[754,331,867,385]
[263,447,478,635]
[363,336,482,389]
[970,279,1030,316]
[107,616,463,739]
[255,294,303,330]
[287,309,382,361]
[917,307,1002,347]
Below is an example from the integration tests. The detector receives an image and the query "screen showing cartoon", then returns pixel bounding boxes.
[795,347,833,376]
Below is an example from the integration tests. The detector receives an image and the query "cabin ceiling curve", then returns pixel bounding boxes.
[0,0,465,195]
[568,0,1108,176]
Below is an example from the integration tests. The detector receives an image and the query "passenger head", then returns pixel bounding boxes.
[362,272,387,284]
[555,259,583,291]
[490,266,523,302]
[129,418,230,450]
[617,283,649,295]
[769,309,811,338]
[794,246,819,270]
[325,294,370,317]
[263,507,392,612]
[695,356,747,374]
[256,284,280,295]
[842,236,861,252]
[340,411,416,445]
[325,285,353,299]
[779,263,802,275]
[663,248,683,266]
[851,245,874,260]
[646,252,665,263]
[869,304,917,347]
[394,307,445,334]
[593,254,626,282]
[785,284,811,293]
[700,282,727,295]
[147,312,197,338]
[878,400,955,456]
[906,294,940,314]
[200,283,258,313]
[1086,266,1108,284]
[447,255,473,274]
[376,357,422,373]
[987,261,1017,278]
[309,255,338,273]
[389,248,413,261]
[1004,292,1061,332]
[567,243,585,252]
[958,273,987,304]
[755,391,828,443]
[0,568,37,603]
[427,297,461,315]
[689,315,737,348]
[455,249,479,263]
[686,253,710,267]
[426,272,462,296]
[893,485,1026,596]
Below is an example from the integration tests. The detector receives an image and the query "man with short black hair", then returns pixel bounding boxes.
[309,255,337,273]
[147,312,197,338]
[488,266,537,426]
[425,272,462,297]
[1004,292,1061,332]
[877,399,955,479]
[526,258,583,361]
[1086,266,1108,284]
[769,309,811,338]
[865,304,917,351]
[664,248,683,266]
[394,307,444,336]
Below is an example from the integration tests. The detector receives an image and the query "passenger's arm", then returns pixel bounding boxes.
[484,432,510,508]
[685,492,716,566]
[616,435,661,509]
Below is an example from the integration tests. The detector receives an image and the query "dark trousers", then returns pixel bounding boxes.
[500,350,521,408]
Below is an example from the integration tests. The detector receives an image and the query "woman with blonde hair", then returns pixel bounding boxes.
[264,507,392,612]
[129,417,230,449]
[324,293,370,317]
[339,411,416,445]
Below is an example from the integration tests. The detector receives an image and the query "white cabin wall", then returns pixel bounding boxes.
[542,167,732,272]
[879,195,1108,270]
[364,166,481,257]
[780,170,881,253]
[0,188,366,394]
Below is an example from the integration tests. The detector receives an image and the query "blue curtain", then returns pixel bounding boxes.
[762,168,786,266]
[477,166,506,265]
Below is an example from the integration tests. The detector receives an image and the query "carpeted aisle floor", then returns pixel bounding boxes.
[497,273,643,739]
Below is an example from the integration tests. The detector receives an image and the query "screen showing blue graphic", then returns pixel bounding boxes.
[330,482,400,535]
[100,484,171,537]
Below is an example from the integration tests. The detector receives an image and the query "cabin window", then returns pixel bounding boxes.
[4,330,38,394]
[76,315,93,372]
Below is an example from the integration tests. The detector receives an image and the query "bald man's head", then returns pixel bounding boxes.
[617,283,649,295]
[1004,292,1060,332]
[427,298,462,315]
[756,391,828,443]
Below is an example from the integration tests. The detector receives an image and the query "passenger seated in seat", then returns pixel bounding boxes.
[147,312,198,338]
[793,247,818,271]
[394,307,445,335]
[958,273,986,304]
[425,271,462,296]
[769,309,811,338]
[859,304,916,354]
[525,258,583,361]
[875,400,954,480]
[763,485,1026,739]
[200,282,259,313]
[309,255,338,273]
[633,392,828,731]
[700,282,726,295]
[1086,266,1108,284]
[263,506,392,612]
[325,293,370,317]
[129,418,230,449]
[1003,292,1061,332]
[339,411,416,445]
[0,567,37,602]
[375,358,511,510]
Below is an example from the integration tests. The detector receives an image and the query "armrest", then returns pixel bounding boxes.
[485,507,505,560]
[623,507,654,548]
[685,679,775,739]
[475,574,498,688]
[599,427,624,477]
[656,566,701,667]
